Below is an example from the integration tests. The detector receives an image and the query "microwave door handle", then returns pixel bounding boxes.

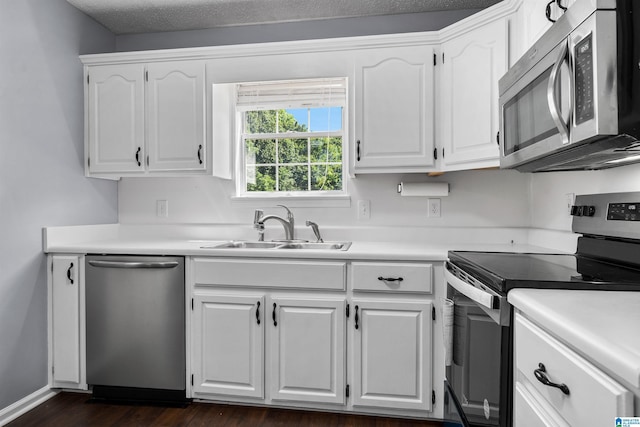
[547,41,571,145]
[444,268,496,310]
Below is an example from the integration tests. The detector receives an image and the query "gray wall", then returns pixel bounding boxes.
[0,0,117,410]
[115,9,479,51]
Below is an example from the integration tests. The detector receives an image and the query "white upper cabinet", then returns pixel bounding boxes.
[147,61,206,172]
[87,64,145,174]
[515,0,577,62]
[86,60,208,178]
[353,45,437,174]
[439,17,507,170]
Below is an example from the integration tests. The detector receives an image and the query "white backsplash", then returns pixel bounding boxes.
[118,169,532,230]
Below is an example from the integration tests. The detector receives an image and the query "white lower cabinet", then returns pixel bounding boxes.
[191,291,346,404]
[49,254,86,389]
[192,293,265,399]
[351,299,433,411]
[189,257,438,419]
[513,312,633,426]
[269,296,346,404]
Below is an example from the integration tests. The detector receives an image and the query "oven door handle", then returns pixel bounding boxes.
[444,267,496,310]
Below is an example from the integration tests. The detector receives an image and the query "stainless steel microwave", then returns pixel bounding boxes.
[499,0,640,172]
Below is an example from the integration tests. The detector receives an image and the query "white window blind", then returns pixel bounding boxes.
[236,78,347,111]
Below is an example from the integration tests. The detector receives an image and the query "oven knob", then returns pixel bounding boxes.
[570,205,582,216]
[585,205,596,217]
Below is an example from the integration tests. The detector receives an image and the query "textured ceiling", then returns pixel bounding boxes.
[67,0,502,35]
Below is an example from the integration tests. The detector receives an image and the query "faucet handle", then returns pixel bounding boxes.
[306,220,324,243]
[253,209,264,225]
[277,204,294,220]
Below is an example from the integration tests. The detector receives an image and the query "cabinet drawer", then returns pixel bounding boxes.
[514,313,633,426]
[193,258,346,290]
[351,262,432,293]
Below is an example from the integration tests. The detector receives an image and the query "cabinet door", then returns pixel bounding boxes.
[87,64,145,174]
[514,382,570,427]
[269,297,346,405]
[440,19,506,170]
[50,255,83,388]
[192,293,264,399]
[147,61,206,172]
[353,46,436,173]
[351,299,433,411]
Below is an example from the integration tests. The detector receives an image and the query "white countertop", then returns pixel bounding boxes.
[509,289,640,390]
[42,224,568,261]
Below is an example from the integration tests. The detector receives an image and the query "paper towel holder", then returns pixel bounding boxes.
[397,182,450,196]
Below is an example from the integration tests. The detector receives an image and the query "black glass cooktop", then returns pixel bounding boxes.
[447,251,640,293]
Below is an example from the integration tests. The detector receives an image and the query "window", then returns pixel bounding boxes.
[236,78,346,196]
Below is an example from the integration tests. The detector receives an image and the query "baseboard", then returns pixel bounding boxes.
[0,386,57,426]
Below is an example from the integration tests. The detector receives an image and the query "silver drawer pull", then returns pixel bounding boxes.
[534,363,570,395]
[378,276,403,282]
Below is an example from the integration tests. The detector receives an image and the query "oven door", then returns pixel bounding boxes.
[444,264,512,427]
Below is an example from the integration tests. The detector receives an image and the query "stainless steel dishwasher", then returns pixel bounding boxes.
[85,255,186,404]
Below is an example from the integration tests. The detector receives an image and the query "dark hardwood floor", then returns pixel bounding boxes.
[8,392,444,427]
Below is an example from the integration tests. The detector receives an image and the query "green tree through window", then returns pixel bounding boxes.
[243,108,343,193]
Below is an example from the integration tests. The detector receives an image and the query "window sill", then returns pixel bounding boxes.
[231,194,351,208]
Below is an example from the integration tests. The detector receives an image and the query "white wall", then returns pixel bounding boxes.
[530,163,640,231]
[118,170,532,239]
[0,0,117,410]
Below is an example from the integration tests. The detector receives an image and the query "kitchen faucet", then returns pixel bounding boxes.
[253,205,295,241]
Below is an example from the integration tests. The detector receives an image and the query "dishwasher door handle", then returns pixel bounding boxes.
[88,260,180,269]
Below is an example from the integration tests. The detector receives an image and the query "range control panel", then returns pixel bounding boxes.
[607,202,640,221]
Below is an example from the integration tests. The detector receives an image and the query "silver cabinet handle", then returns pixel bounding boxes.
[88,260,179,269]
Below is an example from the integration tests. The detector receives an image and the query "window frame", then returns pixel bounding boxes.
[234,80,349,200]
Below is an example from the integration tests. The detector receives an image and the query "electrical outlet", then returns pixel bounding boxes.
[156,200,168,217]
[565,193,575,214]
[428,198,441,218]
[357,200,370,220]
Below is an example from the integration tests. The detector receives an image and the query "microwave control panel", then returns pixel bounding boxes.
[574,33,594,125]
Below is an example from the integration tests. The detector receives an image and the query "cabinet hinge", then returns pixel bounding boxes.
[191,374,194,386]
[346,384,350,398]
[433,147,438,160]
[432,389,436,405]
[433,53,436,66]
[432,306,436,321]
[346,303,350,318]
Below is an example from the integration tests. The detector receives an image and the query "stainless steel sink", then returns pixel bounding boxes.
[202,241,351,251]
[202,241,282,249]
[277,242,352,251]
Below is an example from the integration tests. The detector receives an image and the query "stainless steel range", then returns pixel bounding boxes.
[443,192,640,427]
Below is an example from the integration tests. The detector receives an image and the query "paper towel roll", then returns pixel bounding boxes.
[398,182,449,197]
